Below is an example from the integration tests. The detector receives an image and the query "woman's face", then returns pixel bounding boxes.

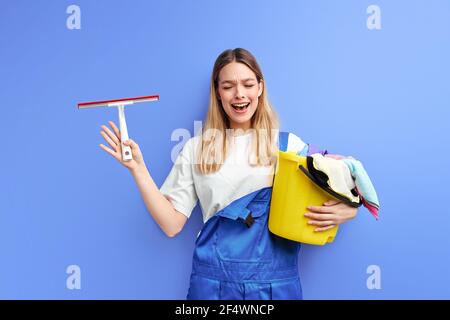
[217,62,263,131]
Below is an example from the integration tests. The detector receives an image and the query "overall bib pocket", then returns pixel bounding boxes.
[215,199,273,263]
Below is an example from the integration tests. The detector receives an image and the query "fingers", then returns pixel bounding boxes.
[307,220,334,227]
[304,212,334,221]
[306,205,327,213]
[101,124,120,145]
[305,202,343,232]
[108,121,121,140]
[323,200,340,206]
[304,211,337,233]
[306,213,336,232]
[99,123,141,165]
[123,138,139,150]
[99,143,119,160]
[100,130,118,151]
[123,139,133,147]
[314,225,336,232]
[306,205,334,213]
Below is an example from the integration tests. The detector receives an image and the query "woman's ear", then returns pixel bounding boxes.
[216,87,222,101]
[258,80,264,97]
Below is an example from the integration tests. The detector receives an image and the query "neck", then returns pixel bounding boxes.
[230,121,251,132]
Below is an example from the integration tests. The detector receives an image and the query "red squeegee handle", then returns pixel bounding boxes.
[77,94,160,109]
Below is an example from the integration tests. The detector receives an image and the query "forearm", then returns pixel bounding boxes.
[129,164,182,237]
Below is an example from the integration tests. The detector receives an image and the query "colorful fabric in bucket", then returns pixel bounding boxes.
[309,154,360,204]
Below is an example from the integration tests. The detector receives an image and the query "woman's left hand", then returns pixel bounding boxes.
[304,200,358,232]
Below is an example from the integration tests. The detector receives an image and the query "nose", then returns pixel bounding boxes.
[235,85,245,99]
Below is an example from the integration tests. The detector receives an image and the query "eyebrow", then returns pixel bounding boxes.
[220,78,256,85]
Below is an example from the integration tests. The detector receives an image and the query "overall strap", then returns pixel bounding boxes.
[279,131,290,152]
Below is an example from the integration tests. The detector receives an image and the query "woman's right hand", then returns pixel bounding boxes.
[99,121,145,171]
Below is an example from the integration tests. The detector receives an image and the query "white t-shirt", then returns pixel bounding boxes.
[159,132,306,223]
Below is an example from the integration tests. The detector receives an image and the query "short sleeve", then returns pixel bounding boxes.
[159,138,198,218]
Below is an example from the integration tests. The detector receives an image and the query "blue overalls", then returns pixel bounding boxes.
[186,132,303,300]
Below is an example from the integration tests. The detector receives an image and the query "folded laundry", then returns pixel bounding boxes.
[324,154,350,160]
[358,190,379,220]
[296,144,379,219]
[341,158,379,219]
[300,156,361,208]
[310,154,359,204]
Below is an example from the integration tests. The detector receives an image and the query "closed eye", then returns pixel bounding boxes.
[222,85,255,90]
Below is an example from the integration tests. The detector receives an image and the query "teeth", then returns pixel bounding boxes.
[232,103,250,109]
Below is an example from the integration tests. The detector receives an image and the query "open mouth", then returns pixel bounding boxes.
[231,102,250,111]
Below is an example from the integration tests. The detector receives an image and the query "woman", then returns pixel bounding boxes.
[99,48,358,299]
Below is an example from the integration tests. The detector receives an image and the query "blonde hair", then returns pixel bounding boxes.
[196,48,280,174]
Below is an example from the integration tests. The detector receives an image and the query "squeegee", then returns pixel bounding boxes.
[78,94,160,161]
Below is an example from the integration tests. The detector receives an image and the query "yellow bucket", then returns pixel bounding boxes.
[268,151,341,245]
